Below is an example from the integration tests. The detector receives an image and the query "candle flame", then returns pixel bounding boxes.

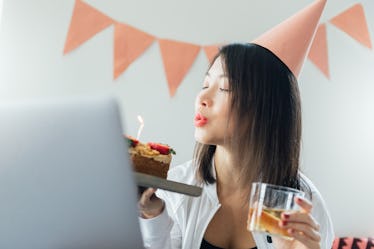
[136,115,144,140]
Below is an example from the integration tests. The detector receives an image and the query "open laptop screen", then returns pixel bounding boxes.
[0,96,144,249]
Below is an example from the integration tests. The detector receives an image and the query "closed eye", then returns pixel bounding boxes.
[219,88,231,92]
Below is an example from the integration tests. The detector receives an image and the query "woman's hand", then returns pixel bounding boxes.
[138,188,165,219]
[276,196,321,249]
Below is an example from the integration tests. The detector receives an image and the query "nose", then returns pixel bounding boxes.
[197,90,212,108]
[201,99,209,107]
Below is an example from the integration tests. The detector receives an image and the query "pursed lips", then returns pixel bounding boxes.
[194,113,208,127]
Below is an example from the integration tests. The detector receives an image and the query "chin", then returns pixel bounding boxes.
[194,134,215,145]
[194,132,208,144]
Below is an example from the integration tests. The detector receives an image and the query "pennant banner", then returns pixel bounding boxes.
[158,39,201,97]
[330,3,372,49]
[308,24,329,78]
[114,23,155,79]
[203,45,220,64]
[64,0,374,94]
[64,0,113,54]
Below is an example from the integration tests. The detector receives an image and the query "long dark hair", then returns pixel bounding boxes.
[193,43,310,197]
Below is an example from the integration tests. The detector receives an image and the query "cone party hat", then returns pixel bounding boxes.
[252,0,327,78]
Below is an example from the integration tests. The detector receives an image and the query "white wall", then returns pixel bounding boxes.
[1,0,373,237]
[0,0,2,26]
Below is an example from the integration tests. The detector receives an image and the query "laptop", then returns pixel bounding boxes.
[0,95,144,249]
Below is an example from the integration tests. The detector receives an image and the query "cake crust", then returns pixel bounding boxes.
[131,154,169,179]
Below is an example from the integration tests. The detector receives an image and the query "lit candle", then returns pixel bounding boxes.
[136,115,144,140]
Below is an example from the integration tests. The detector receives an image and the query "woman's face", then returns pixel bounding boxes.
[194,56,234,145]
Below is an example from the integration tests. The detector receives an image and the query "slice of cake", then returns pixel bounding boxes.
[126,136,175,179]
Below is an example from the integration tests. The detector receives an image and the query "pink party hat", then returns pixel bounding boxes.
[252,0,327,78]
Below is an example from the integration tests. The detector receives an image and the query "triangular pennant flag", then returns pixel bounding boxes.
[158,39,201,97]
[308,23,330,78]
[114,23,155,79]
[63,0,113,54]
[252,0,327,78]
[330,3,372,49]
[203,45,220,64]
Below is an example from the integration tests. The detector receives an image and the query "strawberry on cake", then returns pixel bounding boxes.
[126,136,175,179]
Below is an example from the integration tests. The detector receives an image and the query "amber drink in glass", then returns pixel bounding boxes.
[247,182,305,240]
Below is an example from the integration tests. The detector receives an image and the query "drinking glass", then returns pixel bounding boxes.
[247,182,305,240]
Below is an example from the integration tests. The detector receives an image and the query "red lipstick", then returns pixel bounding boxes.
[194,113,208,127]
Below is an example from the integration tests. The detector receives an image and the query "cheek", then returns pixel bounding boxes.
[223,110,236,135]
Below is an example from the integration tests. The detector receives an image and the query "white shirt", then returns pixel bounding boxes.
[139,160,334,249]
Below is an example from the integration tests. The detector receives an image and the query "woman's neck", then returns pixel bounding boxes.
[214,146,244,197]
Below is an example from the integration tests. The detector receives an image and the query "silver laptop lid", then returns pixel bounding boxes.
[0,96,144,249]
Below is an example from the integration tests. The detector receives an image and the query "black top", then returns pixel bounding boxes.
[200,238,257,249]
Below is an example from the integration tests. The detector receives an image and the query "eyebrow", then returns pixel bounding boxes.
[205,72,228,78]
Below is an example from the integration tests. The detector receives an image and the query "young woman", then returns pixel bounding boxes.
[138,43,334,249]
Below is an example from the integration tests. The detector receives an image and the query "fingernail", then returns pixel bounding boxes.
[282,213,290,219]
[279,220,287,227]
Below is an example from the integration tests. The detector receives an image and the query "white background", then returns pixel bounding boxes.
[1,0,373,237]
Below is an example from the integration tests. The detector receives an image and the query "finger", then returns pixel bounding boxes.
[295,196,312,213]
[139,188,157,207]
[144,188,157,199]
[288,228,321,247]
[281,212,320,231]
[280,222,321,242]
